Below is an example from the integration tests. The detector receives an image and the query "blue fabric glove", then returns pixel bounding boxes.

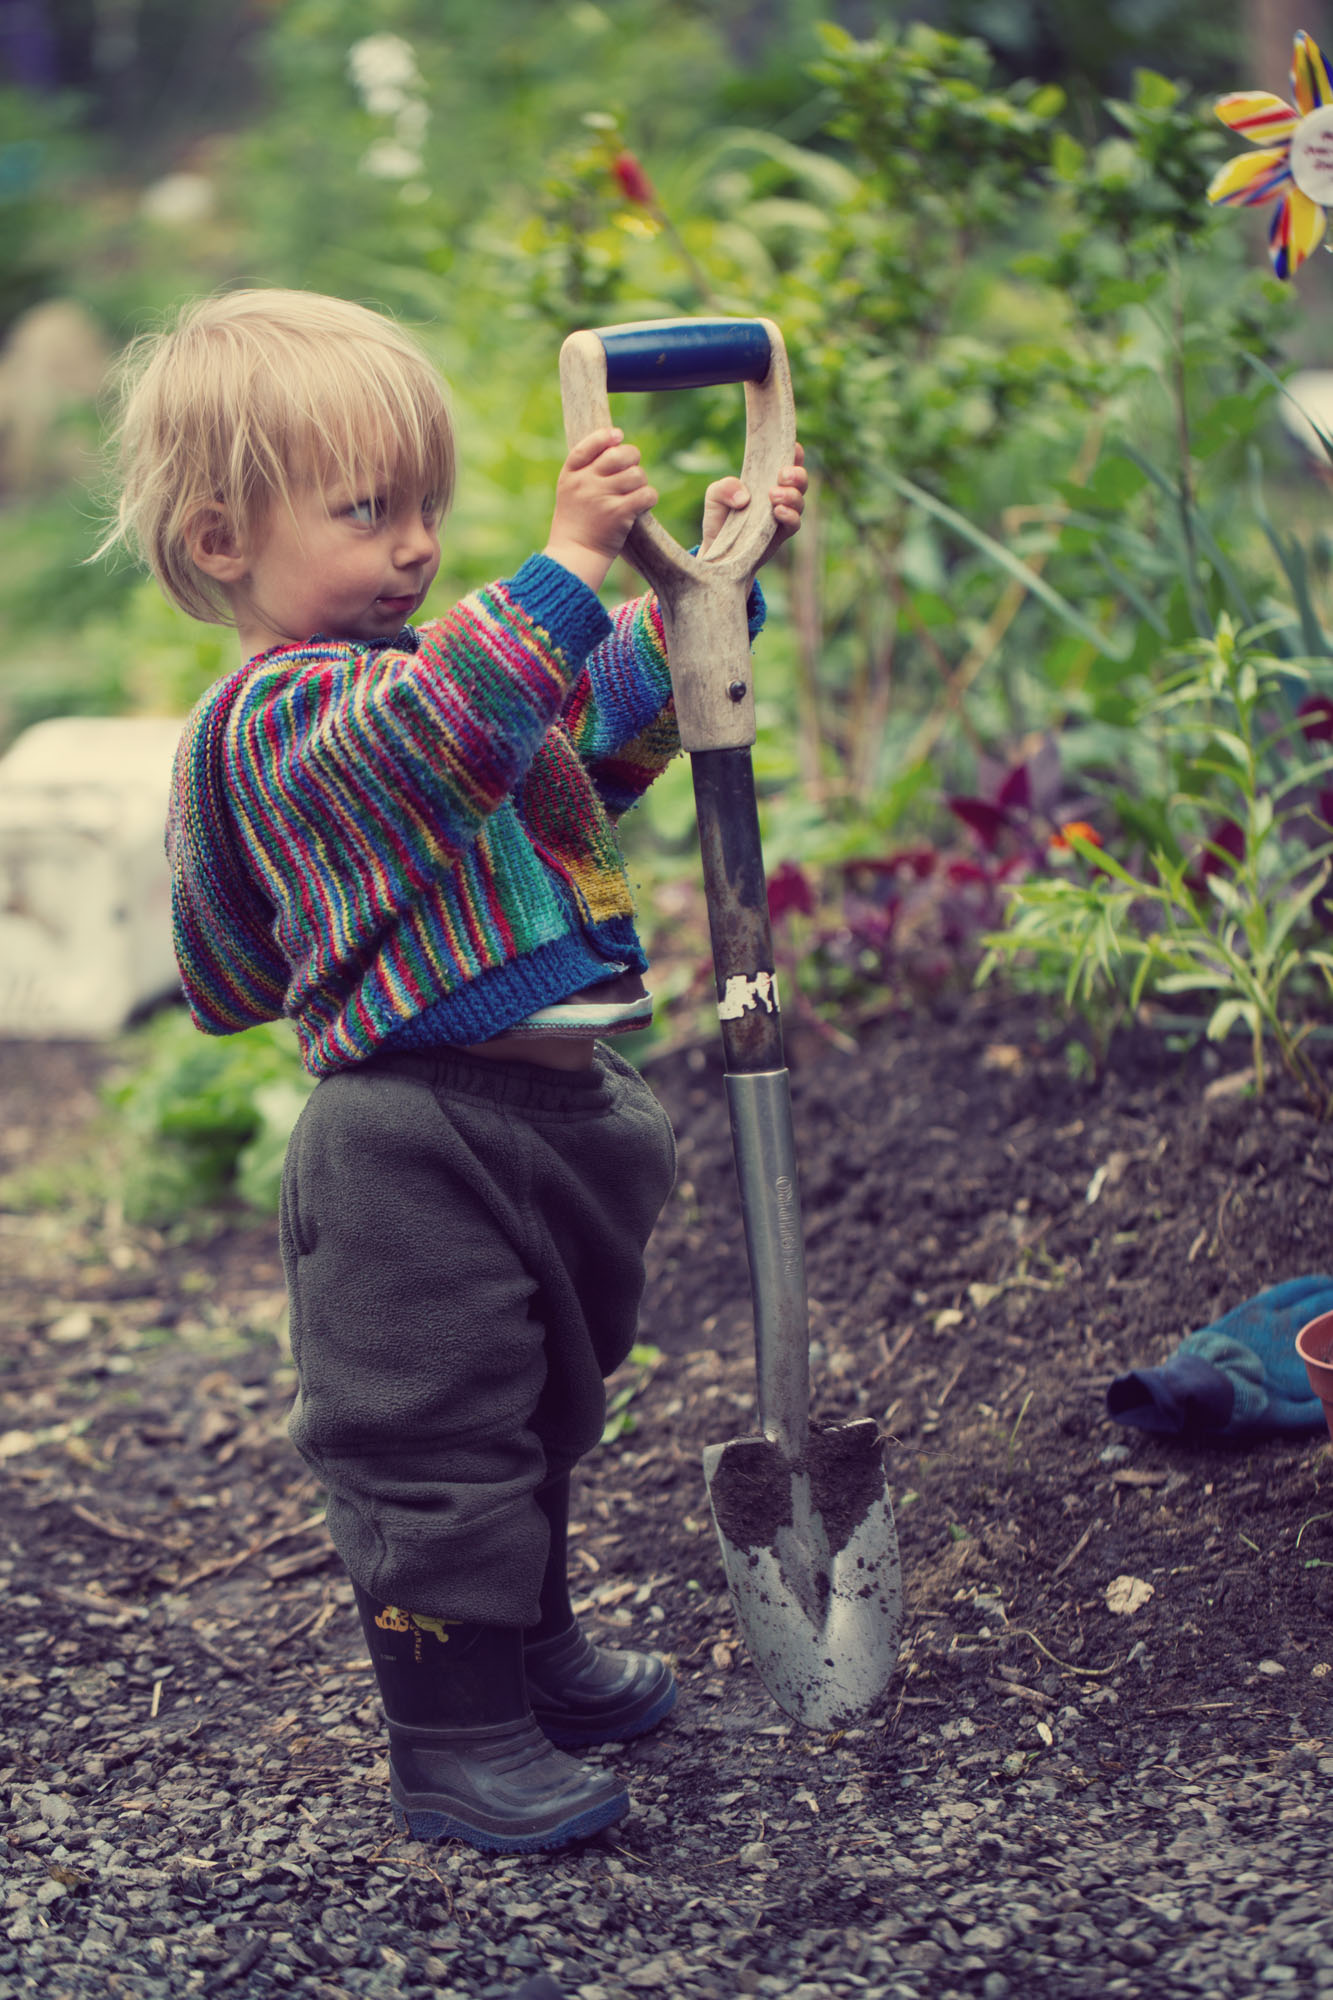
[1106,1275,1333,1441]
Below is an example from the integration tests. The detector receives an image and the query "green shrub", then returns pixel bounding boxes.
[107,1010,314,1224]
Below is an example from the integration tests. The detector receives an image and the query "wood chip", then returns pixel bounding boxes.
[69,1503,150,1542]
[1111,1468,1168,1488]
[986,1676,1055,1708]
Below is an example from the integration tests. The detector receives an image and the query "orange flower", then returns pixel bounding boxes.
[1049,820,1103,853]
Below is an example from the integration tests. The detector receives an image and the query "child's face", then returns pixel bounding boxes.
[231,469,442,657]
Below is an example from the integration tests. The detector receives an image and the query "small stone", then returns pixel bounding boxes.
[1256,1659,1286,1677]
[962,1925,1009,1953]
[738,1841,773,1867]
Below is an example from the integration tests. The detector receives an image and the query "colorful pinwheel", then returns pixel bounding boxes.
[1208,29,1333,279]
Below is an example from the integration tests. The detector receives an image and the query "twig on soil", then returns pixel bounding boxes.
[69,1503,151,1543]
[986,1675,1055,1709]
[1009,1628,1117,1678]
[269,1592,341,1652]
[879,1324,915,1374]
[937,1359,968,1409]
[1052,1523,1096,1578]
[1150,1702,1237,1716]
[184,1622,268,1685]
[174,1508,326,1590]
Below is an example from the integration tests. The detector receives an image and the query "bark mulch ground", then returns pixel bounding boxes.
[2,995,1333,1999]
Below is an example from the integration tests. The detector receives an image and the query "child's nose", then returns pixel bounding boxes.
[393,515,438,568]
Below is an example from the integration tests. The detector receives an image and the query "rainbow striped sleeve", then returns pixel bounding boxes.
[561,575,766,816]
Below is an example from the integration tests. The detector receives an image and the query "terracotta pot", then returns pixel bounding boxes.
[1296,1310,1333,1444]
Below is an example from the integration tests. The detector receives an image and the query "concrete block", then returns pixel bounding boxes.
[0,715,184,1038]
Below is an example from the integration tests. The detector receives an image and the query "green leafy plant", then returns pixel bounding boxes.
[106,1011,314,1224]
[601,1343,664,1445]
[979,615,1333,1109]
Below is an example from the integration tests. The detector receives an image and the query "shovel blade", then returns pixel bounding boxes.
[702,1418,902,1731]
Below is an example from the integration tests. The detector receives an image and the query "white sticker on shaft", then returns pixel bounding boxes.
[717,969,780,1020]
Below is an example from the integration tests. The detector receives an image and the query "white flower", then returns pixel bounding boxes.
[348,33,429,185]
[361,140,423,182]
[347,34,421,116]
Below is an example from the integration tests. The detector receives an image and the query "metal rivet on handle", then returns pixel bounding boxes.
[728,680,748,702]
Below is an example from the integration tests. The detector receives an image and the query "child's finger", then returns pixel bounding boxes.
[595,446,646,478]
[707,477,750,511]
[566,427,624,469]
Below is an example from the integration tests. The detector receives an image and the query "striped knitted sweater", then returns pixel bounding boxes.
[167,555,760,1076]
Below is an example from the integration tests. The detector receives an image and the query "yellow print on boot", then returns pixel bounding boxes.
[375,1605,455,1662]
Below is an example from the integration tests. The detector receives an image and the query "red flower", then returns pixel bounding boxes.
[767,859,814,922]
[946,796,1012,853]
[612,151,656,206]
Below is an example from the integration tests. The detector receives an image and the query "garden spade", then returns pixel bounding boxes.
[560,318,904,1729]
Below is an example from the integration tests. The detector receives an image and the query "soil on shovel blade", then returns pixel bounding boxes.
[3,994,1333,2000]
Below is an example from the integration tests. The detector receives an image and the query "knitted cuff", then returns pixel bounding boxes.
[504,554,614,669]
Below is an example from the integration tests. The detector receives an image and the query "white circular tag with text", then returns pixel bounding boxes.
[1290,103,1333,203]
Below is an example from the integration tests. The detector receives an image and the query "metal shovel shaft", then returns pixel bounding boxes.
[692,744,904,1729]
[691,749,812,1457]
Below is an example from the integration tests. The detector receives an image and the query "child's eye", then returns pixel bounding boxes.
[346,497,383,525]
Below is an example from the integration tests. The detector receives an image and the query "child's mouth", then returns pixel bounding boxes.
[376,594,416,617]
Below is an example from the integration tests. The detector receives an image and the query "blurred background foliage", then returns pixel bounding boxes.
[5,0,1333,1219]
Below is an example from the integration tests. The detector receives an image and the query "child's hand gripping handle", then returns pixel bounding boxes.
[558,317,797,753]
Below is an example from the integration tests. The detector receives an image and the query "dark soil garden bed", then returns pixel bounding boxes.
[2,995,1332,1999]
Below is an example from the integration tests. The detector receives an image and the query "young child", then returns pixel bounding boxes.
[102,288,805,1855]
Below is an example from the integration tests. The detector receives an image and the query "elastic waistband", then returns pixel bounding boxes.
[359,1043,632,1116]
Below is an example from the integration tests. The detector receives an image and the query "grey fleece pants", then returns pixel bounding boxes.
[279,1044,676,1627]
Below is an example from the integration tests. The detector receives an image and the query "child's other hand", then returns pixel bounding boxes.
[544,428,658,591]
[699,443,808,566]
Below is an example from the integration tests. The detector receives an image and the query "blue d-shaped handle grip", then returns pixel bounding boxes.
[598,319,772,393]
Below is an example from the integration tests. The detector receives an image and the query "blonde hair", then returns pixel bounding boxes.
[98,289,455,622]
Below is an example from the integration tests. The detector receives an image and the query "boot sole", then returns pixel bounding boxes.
[391,1785,629,1854]
[535,1674,679,1749]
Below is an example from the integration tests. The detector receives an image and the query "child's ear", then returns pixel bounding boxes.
[187,507,248,583]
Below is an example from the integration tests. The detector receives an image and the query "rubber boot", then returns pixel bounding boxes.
[523,1474,678,1749]
[352,1584,629,1854]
